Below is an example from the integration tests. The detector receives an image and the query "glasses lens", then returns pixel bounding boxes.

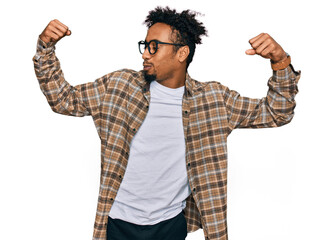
[149,41,157,54]
[139,41,146,54]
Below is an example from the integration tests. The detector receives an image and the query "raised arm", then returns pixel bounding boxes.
[32,19,111,117]
[224,33,301,130]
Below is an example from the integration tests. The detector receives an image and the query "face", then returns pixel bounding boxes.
[142,23,182,82]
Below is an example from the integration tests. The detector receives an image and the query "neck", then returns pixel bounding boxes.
[157,69,186,89]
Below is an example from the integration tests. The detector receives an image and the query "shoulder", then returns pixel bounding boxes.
[108,68,143,81]
[103,68,144,87]
[189,76,229,94]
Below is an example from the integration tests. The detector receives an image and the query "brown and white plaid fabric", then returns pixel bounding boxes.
[33,37,301,240]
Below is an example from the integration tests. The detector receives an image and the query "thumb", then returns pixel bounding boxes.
[245,49,256,55]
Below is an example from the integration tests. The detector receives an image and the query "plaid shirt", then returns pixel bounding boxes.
[33,37,300,240]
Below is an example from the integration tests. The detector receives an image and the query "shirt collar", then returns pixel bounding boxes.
[184,72,195,97]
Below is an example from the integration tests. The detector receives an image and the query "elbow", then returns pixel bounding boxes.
[50,99,88,117]
[271,104,296,127]
[274,114,294,127]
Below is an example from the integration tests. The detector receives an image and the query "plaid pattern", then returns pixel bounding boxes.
[33,37,300,240]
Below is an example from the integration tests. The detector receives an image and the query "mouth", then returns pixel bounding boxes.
[143,63,153,71]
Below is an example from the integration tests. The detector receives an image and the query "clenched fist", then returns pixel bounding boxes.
[39,19,71,44]
[245,33,287,63]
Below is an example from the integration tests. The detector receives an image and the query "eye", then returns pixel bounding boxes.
[149,41,158,53]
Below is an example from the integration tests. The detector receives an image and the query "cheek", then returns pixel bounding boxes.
[156,57,172,70]
[151,52,176,76]
[154,62,168,77]
[152,58,164,74]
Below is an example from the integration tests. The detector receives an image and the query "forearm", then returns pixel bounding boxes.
[265,64,300,126]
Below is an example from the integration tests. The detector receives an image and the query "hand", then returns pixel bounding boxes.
[39,19,71,44]
[245,33,287,63]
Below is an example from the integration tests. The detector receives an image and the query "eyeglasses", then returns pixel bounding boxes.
[138,40,185,55]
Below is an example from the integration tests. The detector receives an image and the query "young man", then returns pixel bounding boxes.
[33,6,300,240]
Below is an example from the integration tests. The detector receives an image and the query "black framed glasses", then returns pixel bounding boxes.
[138,40,185,55]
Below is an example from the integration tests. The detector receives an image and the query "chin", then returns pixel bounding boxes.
[143,71,157,82]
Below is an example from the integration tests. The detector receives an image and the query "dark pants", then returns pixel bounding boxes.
[107,211,187,240]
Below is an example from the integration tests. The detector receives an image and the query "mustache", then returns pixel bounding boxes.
[143,62,153,66]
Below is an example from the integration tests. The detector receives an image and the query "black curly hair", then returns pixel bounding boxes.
[144,6,208,68]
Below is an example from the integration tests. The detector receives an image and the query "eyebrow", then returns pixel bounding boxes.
[144,39,161,42]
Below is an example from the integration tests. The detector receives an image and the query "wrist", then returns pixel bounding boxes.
[272,52,288,63]
[271,53,291,71]
[39,34,50,44]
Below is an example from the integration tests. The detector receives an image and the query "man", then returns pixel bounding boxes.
[33,6,300,240]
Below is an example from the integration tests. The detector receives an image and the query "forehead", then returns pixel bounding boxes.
[145,22,173,42]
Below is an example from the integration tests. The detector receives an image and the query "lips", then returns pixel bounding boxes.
[143,62,153,71]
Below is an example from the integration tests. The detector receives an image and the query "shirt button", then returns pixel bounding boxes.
[193,188,196,193]
[119,175,122,179]
[133,128,136,132]
[146,105,149,109]
[187,163,190,167]
[184,110,188,114]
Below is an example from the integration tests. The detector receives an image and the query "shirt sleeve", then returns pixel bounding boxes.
[32,37,111,117]
[222,64,301,131]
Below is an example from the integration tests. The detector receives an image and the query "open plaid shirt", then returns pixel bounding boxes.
[33,37,300,240]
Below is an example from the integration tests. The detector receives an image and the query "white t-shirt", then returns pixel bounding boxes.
[109,80,191,225]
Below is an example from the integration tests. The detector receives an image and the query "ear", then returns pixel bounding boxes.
[178,46,190,64]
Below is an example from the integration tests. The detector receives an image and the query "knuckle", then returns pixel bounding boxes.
[49,21,55,27]
[45,29,51,35]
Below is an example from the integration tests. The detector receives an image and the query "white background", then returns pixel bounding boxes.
[0,0,332,239]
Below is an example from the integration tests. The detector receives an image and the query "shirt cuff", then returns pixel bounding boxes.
[272,64,301,83]
[36,36,56,54]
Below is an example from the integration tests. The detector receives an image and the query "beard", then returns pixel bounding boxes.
[143,71,157,83]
